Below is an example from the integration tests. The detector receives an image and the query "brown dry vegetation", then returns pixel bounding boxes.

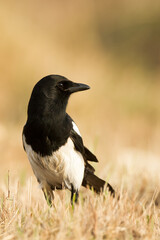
[0,0,160,239]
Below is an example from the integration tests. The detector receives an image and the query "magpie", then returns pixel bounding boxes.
[22,75,115,206]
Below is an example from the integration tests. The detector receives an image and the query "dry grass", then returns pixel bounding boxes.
[0,148,160,240]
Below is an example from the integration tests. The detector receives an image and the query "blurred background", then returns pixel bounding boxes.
[0,0,160,188]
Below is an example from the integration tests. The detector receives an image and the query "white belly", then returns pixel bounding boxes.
[23,135,84,191]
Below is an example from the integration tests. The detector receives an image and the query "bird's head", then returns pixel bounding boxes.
[27,75,90,118]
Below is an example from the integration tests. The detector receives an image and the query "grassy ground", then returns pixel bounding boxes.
[0,144,160,240]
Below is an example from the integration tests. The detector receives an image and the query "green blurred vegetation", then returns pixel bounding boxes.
[0,0,160,160]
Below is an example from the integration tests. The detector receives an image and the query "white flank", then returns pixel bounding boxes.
[72,121,81,136]
[22,135,84,191]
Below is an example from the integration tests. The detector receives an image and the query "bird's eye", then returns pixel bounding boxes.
[57,81,69,91]
[57,82,64,89]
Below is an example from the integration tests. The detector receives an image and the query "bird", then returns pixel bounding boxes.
[22,75,115,206]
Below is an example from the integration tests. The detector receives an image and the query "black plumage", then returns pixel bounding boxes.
[23,75,115,205]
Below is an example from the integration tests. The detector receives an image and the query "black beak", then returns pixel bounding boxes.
[67,82,90,94]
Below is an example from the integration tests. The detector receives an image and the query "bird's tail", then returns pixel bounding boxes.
[82,172,115,196]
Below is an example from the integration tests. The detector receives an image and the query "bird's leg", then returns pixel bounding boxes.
[43,188,54,207]
[71,185,79,205]
[40,181,54,207]
[75,191,79,203]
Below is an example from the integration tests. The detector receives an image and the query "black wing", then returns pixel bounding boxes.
[70,128,98,162]
[68,118,115,196]
[70,125,98,174]
[67,113,98,160]
[84,146,98,162]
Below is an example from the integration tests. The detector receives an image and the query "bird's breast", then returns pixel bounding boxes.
[23,135,84,191]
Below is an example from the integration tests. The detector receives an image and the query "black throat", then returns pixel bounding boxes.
[23,94,72,156]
